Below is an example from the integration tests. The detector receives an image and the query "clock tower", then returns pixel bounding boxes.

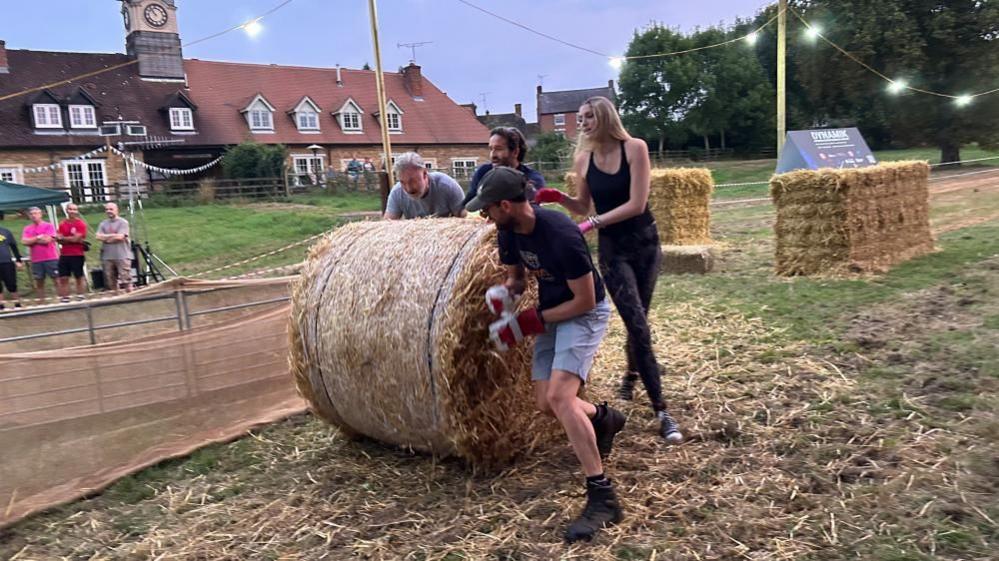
[121,0,184,80]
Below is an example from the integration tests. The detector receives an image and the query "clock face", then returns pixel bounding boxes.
[144,3,168,27]
[122,9,130,30]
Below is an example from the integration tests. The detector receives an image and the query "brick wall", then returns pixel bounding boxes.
[286,143,488,174]
[539,112,579,137]
[0,148,144,194]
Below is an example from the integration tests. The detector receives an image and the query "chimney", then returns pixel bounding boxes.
[514,103,522,118]
[0,41,8,74]
[401,62,423,98]
[335,64,343,87]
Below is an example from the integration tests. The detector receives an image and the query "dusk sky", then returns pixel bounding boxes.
[1,0,770,120]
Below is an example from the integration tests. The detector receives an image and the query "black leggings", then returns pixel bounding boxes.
[598,223,666,411]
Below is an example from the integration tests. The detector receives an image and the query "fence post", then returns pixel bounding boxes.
[379,172,390,214]
[85,305,97,345]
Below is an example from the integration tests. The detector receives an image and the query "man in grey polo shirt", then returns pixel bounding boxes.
[95,202,132,295]
[383,152,466,220]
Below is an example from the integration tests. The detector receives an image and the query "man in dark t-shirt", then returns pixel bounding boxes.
[462,127,546,207]
[466,166,625,543]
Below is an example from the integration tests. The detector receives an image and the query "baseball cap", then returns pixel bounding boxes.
[464,166,527,212]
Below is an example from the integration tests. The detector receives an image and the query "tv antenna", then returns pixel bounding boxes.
[537,74,548,87]
[397,41,434,63]
[478,92,492,112]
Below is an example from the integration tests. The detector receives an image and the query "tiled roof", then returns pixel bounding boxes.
[0,50,185,147]
[538,85,615,115]
[0,50,490,149]
[183,59,488,146]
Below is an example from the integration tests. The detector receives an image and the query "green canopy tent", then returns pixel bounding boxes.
[0,180,70,224]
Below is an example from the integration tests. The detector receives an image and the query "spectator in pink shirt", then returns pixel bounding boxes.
[21,207,60,304]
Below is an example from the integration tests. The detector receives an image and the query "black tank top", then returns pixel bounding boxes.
[586,141,654,236]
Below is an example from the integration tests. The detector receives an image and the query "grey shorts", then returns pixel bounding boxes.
[31,260,58,280]
[532,299,611,383]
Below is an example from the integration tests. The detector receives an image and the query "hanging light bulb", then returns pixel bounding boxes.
[745,31,758,45]
[243,18,263,38]
[955,95,973,107]
[608,56,625,70]
[887,80,907,94]
[804,25,821,41]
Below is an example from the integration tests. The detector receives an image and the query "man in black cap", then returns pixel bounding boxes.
[467,166,626,543]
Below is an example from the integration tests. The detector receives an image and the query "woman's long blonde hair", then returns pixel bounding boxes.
[574,96,631,156]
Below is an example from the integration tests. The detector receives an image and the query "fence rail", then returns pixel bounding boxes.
[0,287,290,346]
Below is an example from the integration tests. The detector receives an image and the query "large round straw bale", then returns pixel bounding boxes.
[289,219,553,467]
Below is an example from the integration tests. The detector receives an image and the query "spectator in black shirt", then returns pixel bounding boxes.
[467,166,625,543]
[0,225,24,310]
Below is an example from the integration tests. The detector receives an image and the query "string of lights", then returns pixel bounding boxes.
[789,7,998,103]
[0,0,297,103]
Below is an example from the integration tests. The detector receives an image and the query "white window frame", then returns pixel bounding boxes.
[249,109,273,131]
[62,159,109,203]
[68,105,96,129]
[386,111,401,132]
[297,110,320,131]
[0,165,23,183]
[340,110,361,132]
[169,107,194,131]
[421,158,437,170]
[451,159,477,177]
[292,154,325,185]
[33,104,63,128]
[553,113,566,127]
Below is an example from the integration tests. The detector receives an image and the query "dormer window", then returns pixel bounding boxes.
[241,94,276,133]
[68,105,96,128]
[290,96,322,132]
[33,104,62,129]
[169,107,194,130]
[375,100,404,133]
[333,98,364,133]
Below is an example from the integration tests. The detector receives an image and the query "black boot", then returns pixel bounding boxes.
[617,372,638,401]
[591,403,625,459]
[564,481,624,543]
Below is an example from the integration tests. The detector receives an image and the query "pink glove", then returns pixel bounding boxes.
[488,308,545,351]
[534,188,566,204]
[485,284,518,316]
[578,219,595,234]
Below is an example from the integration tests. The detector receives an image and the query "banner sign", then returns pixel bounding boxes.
[776,127,877,173]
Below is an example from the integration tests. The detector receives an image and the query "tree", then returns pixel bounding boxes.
[686,25,775,152]
[780,0,999,162]
[530,132,573,170]
[617,25,705,154]
[222,142,288,179]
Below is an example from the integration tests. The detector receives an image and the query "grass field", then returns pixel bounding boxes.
[1,163,996,559]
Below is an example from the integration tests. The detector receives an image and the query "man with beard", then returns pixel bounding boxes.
[465,166,625,543]
[462,127,546,207]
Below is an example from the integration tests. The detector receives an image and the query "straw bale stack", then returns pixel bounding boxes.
[661,244,717,274]
[289,219,554,467]
[769,161,934,275]
[564,168,714,245]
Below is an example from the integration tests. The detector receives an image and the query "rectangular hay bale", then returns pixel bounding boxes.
[564,168,714,245]
[769,161,935,275]
[661,244,717,275]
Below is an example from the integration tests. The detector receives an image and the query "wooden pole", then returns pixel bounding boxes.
[367,0,394,187]
[777,0,787,158]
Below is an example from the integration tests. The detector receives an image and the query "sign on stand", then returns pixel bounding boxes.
[776,128,878,173]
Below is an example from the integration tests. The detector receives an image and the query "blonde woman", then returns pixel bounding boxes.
[534,96,683,444]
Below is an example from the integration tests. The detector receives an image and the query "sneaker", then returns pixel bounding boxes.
[75,294,86,301]
[13,302,22,309]
[59,297,71,304]
[591,403,626,460]
[657,410,684,444]
[564,481,624,543]
[617,372,638,401]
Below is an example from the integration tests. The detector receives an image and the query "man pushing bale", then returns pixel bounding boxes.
[467,166,626,543]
